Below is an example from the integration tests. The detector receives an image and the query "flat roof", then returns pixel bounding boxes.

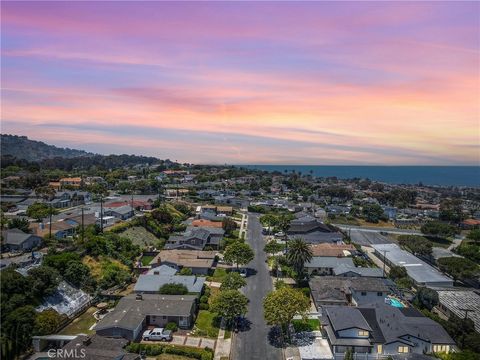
[372,243,453,286]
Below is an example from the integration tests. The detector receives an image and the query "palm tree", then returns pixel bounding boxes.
[286,238,313,279]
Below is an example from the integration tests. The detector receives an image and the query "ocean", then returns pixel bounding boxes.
[238,165,480,187]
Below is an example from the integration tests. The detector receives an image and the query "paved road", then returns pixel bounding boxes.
[232,214,282,360]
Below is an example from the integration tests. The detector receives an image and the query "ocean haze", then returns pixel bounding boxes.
[239,165,480,187]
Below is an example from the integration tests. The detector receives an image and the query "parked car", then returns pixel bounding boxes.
[142,328,172,342]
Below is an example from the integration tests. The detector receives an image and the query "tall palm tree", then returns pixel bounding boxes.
[286,238,313,279]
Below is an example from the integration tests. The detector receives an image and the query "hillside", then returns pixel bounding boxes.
[1,134,93,161]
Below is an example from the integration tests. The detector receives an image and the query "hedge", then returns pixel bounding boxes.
[126,343,213,360]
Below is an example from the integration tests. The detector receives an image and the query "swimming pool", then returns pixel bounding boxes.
[388,298,405,308]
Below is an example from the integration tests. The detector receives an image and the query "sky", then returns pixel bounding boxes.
[1,1,479,165]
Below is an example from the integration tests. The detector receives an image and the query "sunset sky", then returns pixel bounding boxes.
[1,1,479,165]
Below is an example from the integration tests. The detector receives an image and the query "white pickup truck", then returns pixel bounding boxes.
[142,328,173,342]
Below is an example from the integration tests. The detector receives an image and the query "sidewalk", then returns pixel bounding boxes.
[214,319,232,360]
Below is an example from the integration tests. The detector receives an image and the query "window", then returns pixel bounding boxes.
[398,346,409,353]
[377,345,383,354]
[433,345,450,353]
[377,292,383,296]
[358,330,369,337]
[361,291,367,296]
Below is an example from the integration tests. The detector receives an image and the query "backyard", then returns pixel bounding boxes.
[59,307,97,335]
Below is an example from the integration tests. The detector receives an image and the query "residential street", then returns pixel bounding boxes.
[232,214,282,360]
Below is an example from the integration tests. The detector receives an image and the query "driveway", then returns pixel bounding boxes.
[232,214,282,360]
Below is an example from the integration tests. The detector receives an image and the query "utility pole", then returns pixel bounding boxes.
[81,207,85,243]
[49,204,53,239]
[382,250,389,278]
[100,194,104,233]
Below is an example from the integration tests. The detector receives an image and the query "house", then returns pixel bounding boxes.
[305,256,355,275]
[309,243,356,257]
[104,205,134,220]
[309,277,392,311]
[372,243,454,288]
[134,274,205,294]
[165,227,224,250]
[64,213,97,227]
[2,228,42,251]
[287,214,343,244]
[47,334,139,360]
[333,264,385,278]
[461,219,480,229]
[95,294,197,340]
[150,250,216,275]
[435,289,480,333]
[59,177,83,188]
[321,304,455,357]
[30,221,76,239]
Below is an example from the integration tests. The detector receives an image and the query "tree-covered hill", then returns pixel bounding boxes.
[1,134,93,161]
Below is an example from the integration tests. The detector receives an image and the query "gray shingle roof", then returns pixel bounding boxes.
[306,257,355,269]
[134,275,205,293]
[325,306,372,331]
[95,294,196,331]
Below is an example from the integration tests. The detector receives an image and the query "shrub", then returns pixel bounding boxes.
[199,303,210,310]
[165,322,178,332]
[300,287,310,298]
[125,343,213,360]
[200,295,209,304]
[159,283,188,295]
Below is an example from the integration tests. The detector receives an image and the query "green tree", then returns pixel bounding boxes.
[286,238,312,279]
[34,310,65,335]
[263,287,310,340]
[26,202,57,222]
[222,217,237,236]
[3,305,36,357]
[260,214,278,234]
[437,257,478,284]
[159,283,188,295]
[389,265,408,281]
[7,218,30,233]
[440,198,464,223]
[398,235,433,257]
[179,267,193,275]
[210,289,248,325]
[28,266,60,299]
[421,221,457,238]
[467,229,480,245]
[220,272,246,291]
[64,261,93,288]
[224,242,254,269]
[414,287,439,310]
[361,203,385,223]
[264,240,284,256]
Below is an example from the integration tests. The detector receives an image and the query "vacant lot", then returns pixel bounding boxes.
[120,226,161,247]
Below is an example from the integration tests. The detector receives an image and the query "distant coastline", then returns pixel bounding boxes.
[238,165,480,187]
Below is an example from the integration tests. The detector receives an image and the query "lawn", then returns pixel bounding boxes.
[59,307,97,335]
[192,310,220,338]
[141,255,155,266]
[120,226,162,247]
[292,318,321,332]
[206,268,228,282]
[157,355,192,360]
